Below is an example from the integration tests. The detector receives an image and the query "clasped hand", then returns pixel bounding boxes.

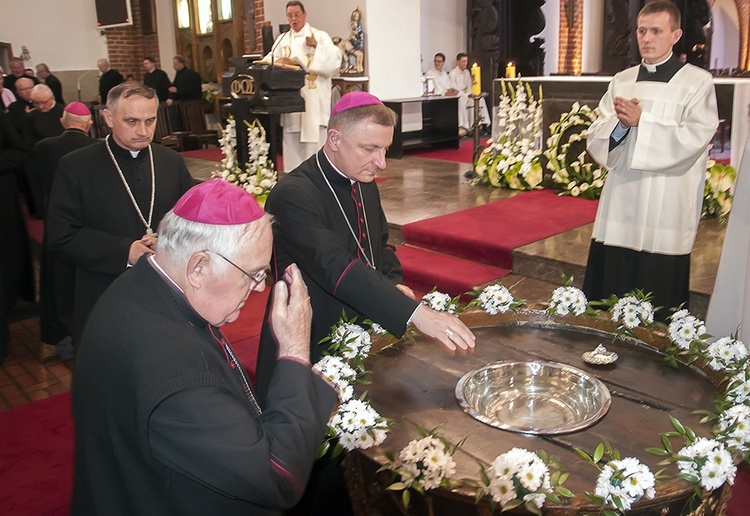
[128,233,157,265]
[614,96,641,128]
[269,264,312,362]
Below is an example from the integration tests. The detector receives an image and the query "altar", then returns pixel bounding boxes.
[344,309,732,514]
[493,76,750,168]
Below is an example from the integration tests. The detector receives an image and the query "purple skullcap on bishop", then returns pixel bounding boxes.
[330,91,384,117]
[64,101,91,116]
[173,179,265,225]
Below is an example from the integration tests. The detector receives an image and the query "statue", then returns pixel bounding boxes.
[335,8,365,75]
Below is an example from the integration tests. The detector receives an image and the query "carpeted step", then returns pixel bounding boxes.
[396,245,510,299]
[401,189,598,270]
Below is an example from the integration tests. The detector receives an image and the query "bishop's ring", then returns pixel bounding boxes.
[444,328,454,338]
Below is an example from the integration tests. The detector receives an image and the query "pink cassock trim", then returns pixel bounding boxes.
[270,454,303,495]
[333,259,358,295]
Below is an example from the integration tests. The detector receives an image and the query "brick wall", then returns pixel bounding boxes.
[244,0,269,54]
[557,0,584,75]
[104,0,158,81]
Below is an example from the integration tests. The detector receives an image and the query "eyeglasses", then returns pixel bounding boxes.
[33,96,54,107]
[286,11,303,20]
[204,250,267,290]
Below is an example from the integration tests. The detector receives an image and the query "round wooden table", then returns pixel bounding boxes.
[344,309,732,515]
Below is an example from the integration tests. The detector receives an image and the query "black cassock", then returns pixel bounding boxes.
[45,138,194,343]
[256,150,419,402]
[31,128,97,344]
[0,111,34,360]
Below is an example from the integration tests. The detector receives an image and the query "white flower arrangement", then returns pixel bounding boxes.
[330,322,372,361]
[212,116,277,204]
[610,295,654,330]
[545,103,607,199]
[706,336,747,372]
[675,437,735,492]
[421,291,458,314]
[702,159,736,224]
[477,284,515,315]
[717,404,750,453]
[330,398,388,451]
[487,448,552,510]
[473,80,544,190]
[668,309,707,350]
[396,435,457,491]
[725,370,750,406]
[548,285,588,317]
[313,355,357,402]
[593,457,656,512]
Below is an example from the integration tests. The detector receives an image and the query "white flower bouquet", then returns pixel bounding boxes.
[474,80,544,190]
[610,294,654,330]
[717,404,750,453]
[593,457,656,512]
[212,116,277,205]
[394,435,457,491]
[313,355,357,402]
[548,285,588,317]
[486,448,552,511]
[421,290,459,314]
[706,336,747,372]
[329,322,372,361]
[467,283,524,315]
[675,437,735,491]
[668,309,708,350]
[330,398,388,451]
[725,369,750,406]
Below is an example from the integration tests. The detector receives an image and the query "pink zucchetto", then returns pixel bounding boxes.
[173,179,265,225]
[63,101,91,116]
[330,91,384,118]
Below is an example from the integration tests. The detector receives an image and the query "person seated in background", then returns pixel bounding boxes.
[71,179,337,514]
[448,52,491,137]
[167,55,202,106]
[35,63,64,104]
[424,53,451,95]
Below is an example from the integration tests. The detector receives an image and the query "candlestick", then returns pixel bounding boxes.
[505,62,516,79]
[471,63,481,96]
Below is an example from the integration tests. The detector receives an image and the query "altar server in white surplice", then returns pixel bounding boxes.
[706,138,750,342]
[583,0,718,320]
[425,53,451,95]
[447,53,490,135]
[261,1,341,172]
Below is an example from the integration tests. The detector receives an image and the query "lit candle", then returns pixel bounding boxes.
[505,62,516,79]
[471,63,481,96]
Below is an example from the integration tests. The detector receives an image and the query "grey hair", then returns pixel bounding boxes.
[156,210,270,273]
[31,84,53,98]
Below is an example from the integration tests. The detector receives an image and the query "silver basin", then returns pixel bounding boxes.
[455,361,611,434]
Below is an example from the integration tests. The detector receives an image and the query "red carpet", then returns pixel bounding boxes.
[396,246,509,298]
[405,138,478,163]
[401,189,598,270]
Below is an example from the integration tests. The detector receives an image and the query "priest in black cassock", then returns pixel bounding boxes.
[142,57,171,104]
[0,110,34,362]
[46,82,194,346]
[31,102,96,352]
[583,0,718,319]
[256,90,476,514]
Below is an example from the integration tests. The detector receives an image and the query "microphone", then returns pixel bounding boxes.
[269,27,290,71]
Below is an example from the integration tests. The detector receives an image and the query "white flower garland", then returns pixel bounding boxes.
[544,102,607,199]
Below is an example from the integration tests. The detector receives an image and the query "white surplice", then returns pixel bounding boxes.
[447,66,490,130]
[707,137,750,341]
[263,23,341,171]
[586,64,718,255]
[424,67,450,95]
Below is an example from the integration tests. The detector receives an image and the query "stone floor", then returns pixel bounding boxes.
[1,144,726,412]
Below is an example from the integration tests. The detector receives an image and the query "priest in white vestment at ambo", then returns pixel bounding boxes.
[583,0,718,320]
[261,1,341,171]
